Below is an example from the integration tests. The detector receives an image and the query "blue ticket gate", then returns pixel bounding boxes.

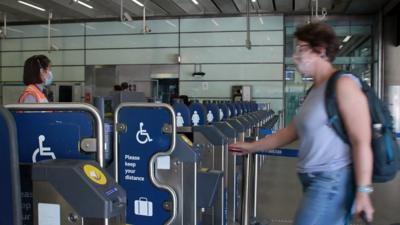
[213,120,239,225]
[193,125,227,225]
[115,103,222,225]
[0,107,23,225]
[174,102,229,225]
[5,103,105,225]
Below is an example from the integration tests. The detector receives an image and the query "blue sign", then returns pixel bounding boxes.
[257,148,299,158]
[117,107,173,224]
[227,103,237,117]
[12,111,96,225]
[259,128,273,136]
[205,103,220,123]
[173,102,191,127]
[234,103,243,115]
[0,108,19,225]
[257,129,299,157]
[218,103,230,120]
[189,102,206,126]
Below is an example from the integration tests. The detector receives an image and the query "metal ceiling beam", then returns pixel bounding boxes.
[384,0,400,14]
[342,0,386,14]
[318,0,335,10]
[295,0,310,11]
[35,0,97,19]
[107,0,167,17]
[149,0,186,15]
[258,0,274,12]
[168,0,203,15]
[233,0,246,12]
[0,11,33,22]
[0,8,38,22]
[142,0,168,16]
[0,0,48,20]
[108,0,142,17]
[89,0,122,17]
[274,0,292,12]
[197,0,220,14]
[331,0,352,13]
[211,0,239,13]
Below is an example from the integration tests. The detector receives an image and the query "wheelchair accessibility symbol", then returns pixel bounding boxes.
[32,135,56,163]
[136,122,153,144]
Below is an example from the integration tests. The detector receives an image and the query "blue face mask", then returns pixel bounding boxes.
[45,71,53,86]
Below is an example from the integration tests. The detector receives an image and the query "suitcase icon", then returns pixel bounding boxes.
[134,197,153,217]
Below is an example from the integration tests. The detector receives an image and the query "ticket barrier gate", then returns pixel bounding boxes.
[193,125,228,225]
[175,102,226,225]
[32,159,126,225]
[215,102,267,225]
[213,120,241,225]
[115,103,222,225]
[0,106,22,225]
[6,103,106,225]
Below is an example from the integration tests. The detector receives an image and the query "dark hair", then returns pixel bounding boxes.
[121,82,129,90]
[294,23,340,62]
[179,95,189,106]
[114,85,122,91]
[23,55,51,85]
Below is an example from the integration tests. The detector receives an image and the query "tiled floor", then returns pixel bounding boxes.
[255,156,400,225]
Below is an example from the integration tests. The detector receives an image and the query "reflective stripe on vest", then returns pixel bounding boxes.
[19,84,48,103]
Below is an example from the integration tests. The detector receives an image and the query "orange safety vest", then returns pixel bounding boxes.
[19,84,49,103]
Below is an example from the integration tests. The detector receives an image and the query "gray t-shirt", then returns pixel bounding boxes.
[294,74,361,173]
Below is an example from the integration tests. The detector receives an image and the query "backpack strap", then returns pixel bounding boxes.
[325,70,352,144]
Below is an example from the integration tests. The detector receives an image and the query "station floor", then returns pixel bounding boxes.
[256,155,400,225]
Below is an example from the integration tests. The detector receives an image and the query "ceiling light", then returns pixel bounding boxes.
[211,19,219,26]
[81,24,96,30]
[192,0,199,5]
[18,0,45,12]
[7,27,24,33]
[343,35,351,43]
[40,25,60,32]
[122,22,136,29]
[166,20,177,27]
[252,0,256,2]
[131,0,144,7]
[74,0,93,9]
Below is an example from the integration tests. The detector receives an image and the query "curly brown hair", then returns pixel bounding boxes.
[294,22,340,62]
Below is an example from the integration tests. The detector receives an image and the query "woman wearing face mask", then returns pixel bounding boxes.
[229,23,374,225]
[19,55,53,103]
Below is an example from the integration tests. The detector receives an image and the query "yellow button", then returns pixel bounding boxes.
[181,135,193,147]
[83,164,107,185]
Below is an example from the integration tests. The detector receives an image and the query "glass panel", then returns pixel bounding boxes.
[1,37,84,51]
[1,51,84,66]
[85,19,179,35]
[180,31,283,47]
[0,67,22,81]
[86,48,179,65]
[180,16,283,32]
[181,46,283,63]
[1,66,84,82]
[86,34,178,49]
[179,64,283,81]
[179,81,283,98]
[5,23,84,38]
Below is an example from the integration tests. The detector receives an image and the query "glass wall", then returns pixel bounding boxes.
[284,16,375,125]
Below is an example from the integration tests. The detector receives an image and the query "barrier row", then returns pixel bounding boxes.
[0,100,279,225]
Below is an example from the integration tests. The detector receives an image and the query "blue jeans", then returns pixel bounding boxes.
[293,166,355,225]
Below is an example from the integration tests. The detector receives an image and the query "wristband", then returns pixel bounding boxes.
[357,185,374,193]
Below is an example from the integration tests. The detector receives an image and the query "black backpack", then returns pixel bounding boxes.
[325,70,400,183]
